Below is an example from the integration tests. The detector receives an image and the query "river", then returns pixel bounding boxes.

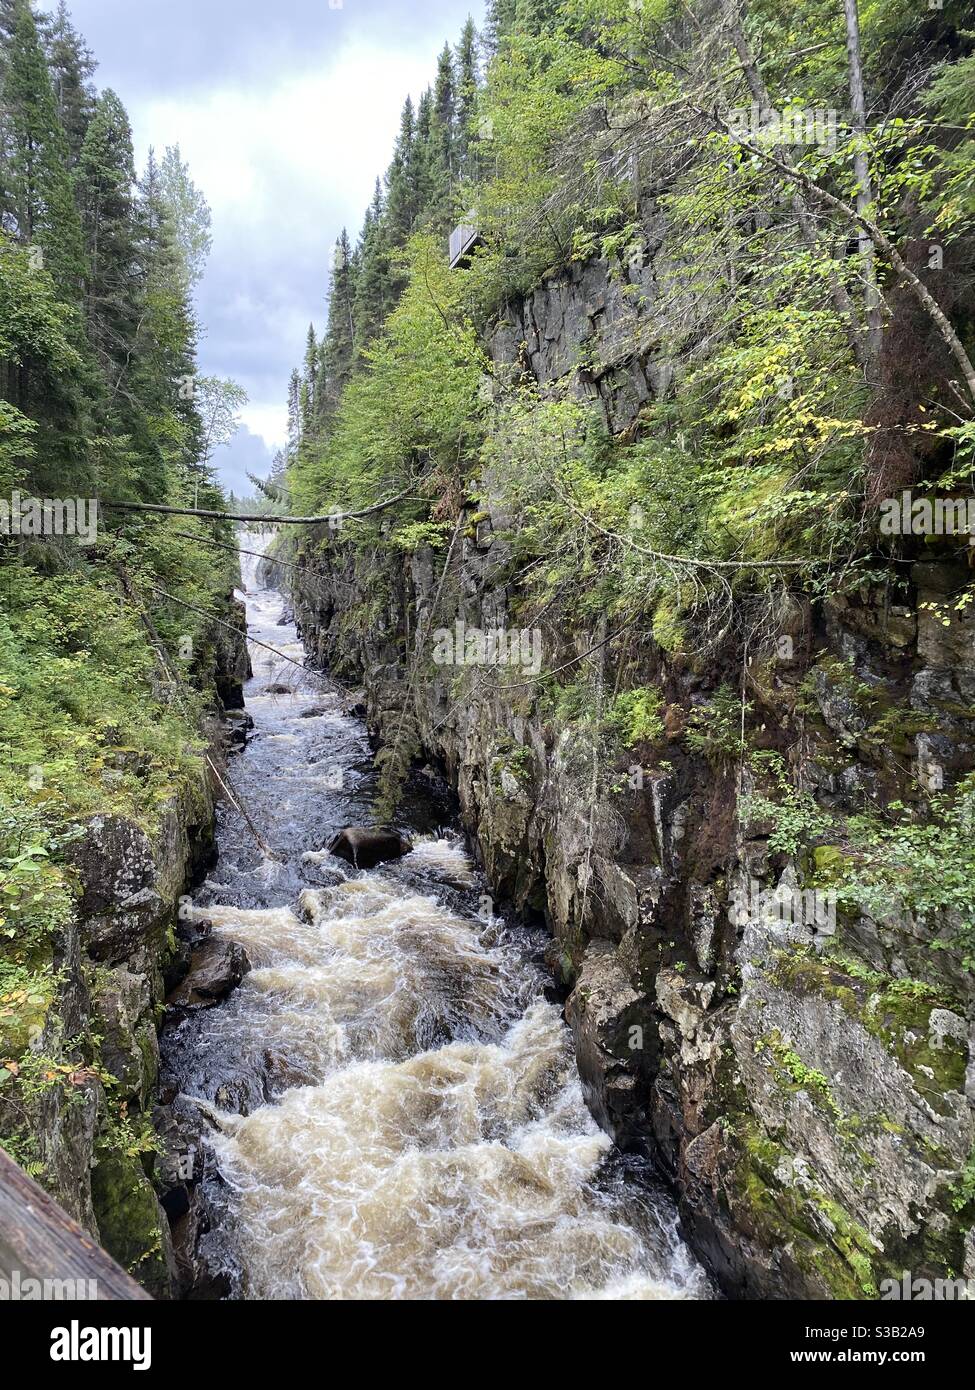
[160,539,712,1300]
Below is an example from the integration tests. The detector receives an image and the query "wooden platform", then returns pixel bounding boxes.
[0,1144,151,1300]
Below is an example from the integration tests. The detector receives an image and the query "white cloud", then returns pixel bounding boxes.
[240,404,289,453]
[125,37,440,398]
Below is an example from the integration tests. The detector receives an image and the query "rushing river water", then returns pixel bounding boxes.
[161,540,712,1300]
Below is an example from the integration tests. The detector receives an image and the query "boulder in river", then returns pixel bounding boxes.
[327,826,413,869]
[167,937,251,1011]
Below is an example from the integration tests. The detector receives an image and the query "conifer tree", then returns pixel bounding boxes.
[76,88,138,375]
[43,0,96,169]
[318,228,357,426]
[432,43,457,187]
[0,0,84,300]
[286,367,301,460]
[455,18,480,176]
[385,96,420,246]
[353,179,391,359]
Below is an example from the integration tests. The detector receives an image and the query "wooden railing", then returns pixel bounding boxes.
[0,1144,151,1300]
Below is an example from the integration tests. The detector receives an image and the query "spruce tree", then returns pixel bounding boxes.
[76,88,138,374]
[0,0,85,300]
[432,43,457,188]
[455,18,480,177]
[43,0,96,169]
[317,228,357,427]
[385,96,419,247]
[300,324,319,435]
[353,179,391,360]
[286,367,302,461]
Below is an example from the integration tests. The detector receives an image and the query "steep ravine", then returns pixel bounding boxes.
[286,256,975,1301]
[157,547,712,1300]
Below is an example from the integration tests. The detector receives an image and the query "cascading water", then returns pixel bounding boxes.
[161,535,713,1301]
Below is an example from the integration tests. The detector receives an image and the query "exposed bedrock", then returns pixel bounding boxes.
[290,254,974,1300]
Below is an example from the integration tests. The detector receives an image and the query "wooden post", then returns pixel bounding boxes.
[0,1145,152,1300]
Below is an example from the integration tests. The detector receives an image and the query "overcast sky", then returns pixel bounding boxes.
[63,0,483,494]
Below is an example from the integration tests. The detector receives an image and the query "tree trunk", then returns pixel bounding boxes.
[843,0,883,361]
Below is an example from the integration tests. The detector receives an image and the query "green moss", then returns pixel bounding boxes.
[730,1116,880,1298]
[757,1029,844,1122]
[651,595,685,654]
[765,946,965,1100]
[90,1147,170,1298]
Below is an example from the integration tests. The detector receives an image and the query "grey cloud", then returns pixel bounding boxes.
[215,423,276,496]
[62,1,481,91]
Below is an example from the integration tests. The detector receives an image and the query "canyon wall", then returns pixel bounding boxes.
[0,594,250,1297]
[289,256,975,1299]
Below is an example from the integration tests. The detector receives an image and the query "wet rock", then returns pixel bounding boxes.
[176,913,212,946]
[91,965,159,1105]
[167,938,251,1011]
[224,709,254,749]
[90,1147,175,1300]
[215,595,251,711]
[66,815,163,964]
[263,682,294,695]
[327,826,413,868]
[163,938,192,995]
[566,941,650,1145]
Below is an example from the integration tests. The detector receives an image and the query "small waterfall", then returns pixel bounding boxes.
[161,535,713,1301]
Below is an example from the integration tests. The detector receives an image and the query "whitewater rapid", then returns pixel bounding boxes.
[161,536,712,1301]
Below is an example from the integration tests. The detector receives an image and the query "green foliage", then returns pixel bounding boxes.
[289,235,487,519]
[603,685,664,748]
[741,750,835,857]
[685,685,751,766]
[835,776,975,964]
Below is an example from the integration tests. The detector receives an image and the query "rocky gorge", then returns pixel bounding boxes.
[284,250,975,1300]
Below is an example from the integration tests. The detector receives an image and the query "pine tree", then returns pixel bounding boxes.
[0,0,85,299]
[76,88,138,375]
[43,0,96,169]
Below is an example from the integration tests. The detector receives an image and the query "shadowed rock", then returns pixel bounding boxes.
[167,938,251,1012]
[327,826,413,869]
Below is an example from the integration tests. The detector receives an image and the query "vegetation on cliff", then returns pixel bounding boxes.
[0,0,239,1207]
[284,0,975,941]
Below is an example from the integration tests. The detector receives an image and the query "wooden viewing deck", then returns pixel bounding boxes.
[0,1144,151,1300]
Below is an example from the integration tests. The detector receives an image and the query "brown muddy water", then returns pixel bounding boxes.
[160,539,713,1301]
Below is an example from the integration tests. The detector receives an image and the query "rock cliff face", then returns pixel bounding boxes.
[290,256,975,1300]
[1,595,249,1298]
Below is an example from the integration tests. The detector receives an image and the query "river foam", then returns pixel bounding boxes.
[162,537,712,1300]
